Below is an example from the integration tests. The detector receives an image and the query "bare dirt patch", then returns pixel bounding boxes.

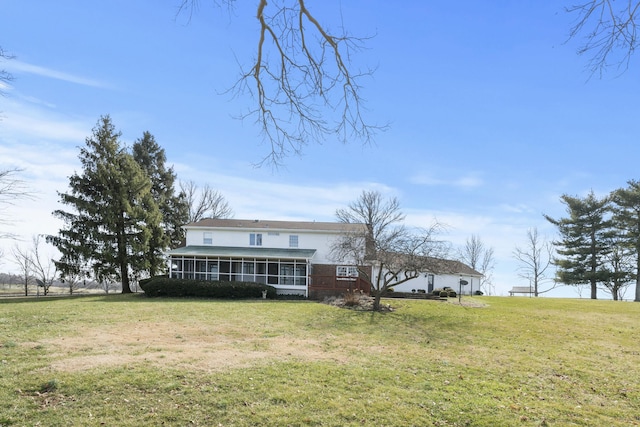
[42,321,350,373]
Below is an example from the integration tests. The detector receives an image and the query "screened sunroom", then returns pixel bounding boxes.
[168,246,316,296]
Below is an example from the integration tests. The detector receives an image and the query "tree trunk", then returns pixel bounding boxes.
[121,266,132,293]
[590,279,597,299]
[117,225,132,294]
[373,291,381,311]
[635,278,640,302]
[119,249,132,294]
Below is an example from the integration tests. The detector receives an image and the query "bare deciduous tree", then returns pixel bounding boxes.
[30,235,58,296]
[600,237,633,300]
[180,180,233,223]
[0,46,13,94]
[11,244,32,296]
[513,227,555,297]
[60,271,85,295]
[566,1,640,77]
[0,168,32,239]
[458,234,495,295]
[333,190,448,310]
[177,0,385,165]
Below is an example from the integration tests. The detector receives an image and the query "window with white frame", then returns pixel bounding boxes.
[249,233,263,246]
[289,235,299,248]
[336,265,359,278]
[203,232,213,245]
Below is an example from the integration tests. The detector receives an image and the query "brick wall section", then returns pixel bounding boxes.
[309,263,372,300]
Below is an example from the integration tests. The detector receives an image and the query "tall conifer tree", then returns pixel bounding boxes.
[611,179,640,302]
[49,116,161,293]
[132,132,189,275]
[545,191,613,299]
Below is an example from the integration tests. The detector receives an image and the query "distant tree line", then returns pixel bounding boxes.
[545,181,640,301]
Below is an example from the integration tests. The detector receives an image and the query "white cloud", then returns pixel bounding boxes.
[499,203,533,214]
[1,98,90,143]
[6,60,110,89]
[176,163,396,222]
[410,172,483,188]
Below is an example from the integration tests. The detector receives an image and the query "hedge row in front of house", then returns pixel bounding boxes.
[139,276,278,299]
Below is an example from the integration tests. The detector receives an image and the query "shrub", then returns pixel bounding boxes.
[343,291,362,307]
[140,276,277,299]
[439,291,449,298]
[474,290,484,296]
[448,291,457,298]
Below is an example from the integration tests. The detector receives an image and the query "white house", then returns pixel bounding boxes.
[167,218,370,298]
[386,258,484,296]
[167,218,482,298]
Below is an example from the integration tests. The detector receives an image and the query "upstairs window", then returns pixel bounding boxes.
[203,232,213,245]
[289,235,299,248]
[250,233,263,246]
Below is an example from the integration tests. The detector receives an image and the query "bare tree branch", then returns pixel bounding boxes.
[458,234,496,295]
[177,0,386,166]
[30,235,58,296]
[566,1,640,77]
[0,168,33,239]
[0,45,14,95]
[333,190,449,310]
[513,227,556,296]
[179,180,233,223]
[11,244,33,296]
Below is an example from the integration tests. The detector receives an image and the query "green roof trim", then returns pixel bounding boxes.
[168,246,317,259]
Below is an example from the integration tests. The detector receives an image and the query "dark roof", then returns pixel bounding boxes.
[184,218,366,233]
[380,252,483,277]
[168,245,317,259]
[431,258,483,277]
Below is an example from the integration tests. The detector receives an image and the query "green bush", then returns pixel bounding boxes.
[448,291,457,298]
[439,291,449,298]
[433,287,453,296]
[139,276,277,299]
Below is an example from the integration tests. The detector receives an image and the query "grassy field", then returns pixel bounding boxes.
[0,295,639,426]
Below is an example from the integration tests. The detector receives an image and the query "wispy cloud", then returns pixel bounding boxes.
[410,172,483,189]
[499,203,533,214]
[6,60,110,89]
[175,163,396,222]
[1,99,90,142]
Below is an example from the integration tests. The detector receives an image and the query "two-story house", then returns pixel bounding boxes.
[167,218,371,298]
[167,218,483,298]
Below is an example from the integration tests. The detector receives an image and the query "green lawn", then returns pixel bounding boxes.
[0,295,639,426]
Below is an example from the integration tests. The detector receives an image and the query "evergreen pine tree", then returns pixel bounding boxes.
[545,191,614,299]
[132,131,189,275]
[49,116,161,293]
[611,179,640,302]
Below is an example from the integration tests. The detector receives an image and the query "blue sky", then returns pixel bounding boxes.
[1,1,639,298]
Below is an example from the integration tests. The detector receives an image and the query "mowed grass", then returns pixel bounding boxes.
[0,295,639,426]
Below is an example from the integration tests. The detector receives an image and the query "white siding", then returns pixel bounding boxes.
[389,273,481,295]
[184,227,346,264]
